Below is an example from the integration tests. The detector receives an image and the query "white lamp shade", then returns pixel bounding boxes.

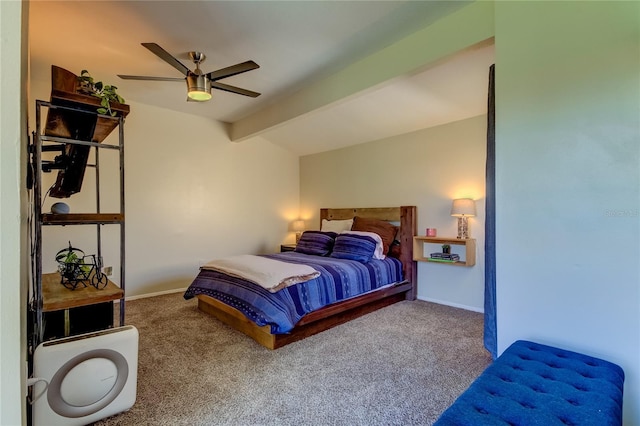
[292,220,305,232]
[451,198,476,217]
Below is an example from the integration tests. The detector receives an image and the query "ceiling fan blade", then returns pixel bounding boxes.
[207,61,260,81]
[118,75,185,82]
[211,81,261,98]
[141,42,191,77]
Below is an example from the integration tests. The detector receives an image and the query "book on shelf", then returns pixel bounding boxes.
[428,258,458,263]
[430,252,460,261]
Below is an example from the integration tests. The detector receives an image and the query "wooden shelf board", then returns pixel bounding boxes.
[413,236,471,245]
[50,89,130,116]
[42,272,123,312]
[45,66,129,144]
[420,258,470,267]
[41,213,124,225]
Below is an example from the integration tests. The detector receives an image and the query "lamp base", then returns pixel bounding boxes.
[457,217,470,239]
[295,232,302,244]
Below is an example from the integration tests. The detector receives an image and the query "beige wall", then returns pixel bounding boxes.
[29,76,301,298]
[300,115,487,311]
[1,1,28,424]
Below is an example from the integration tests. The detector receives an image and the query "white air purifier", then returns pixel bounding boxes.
[32,326,138,426]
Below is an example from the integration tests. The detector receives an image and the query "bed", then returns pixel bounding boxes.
[184,206,416,349]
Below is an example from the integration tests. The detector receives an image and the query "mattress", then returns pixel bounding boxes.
[183,252,403,333]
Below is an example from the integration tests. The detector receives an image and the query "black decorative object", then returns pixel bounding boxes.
[55,241,108,290]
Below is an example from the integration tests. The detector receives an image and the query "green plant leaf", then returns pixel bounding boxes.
[76,70,125,112]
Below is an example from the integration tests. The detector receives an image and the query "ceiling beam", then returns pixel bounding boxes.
[230,1,495,142]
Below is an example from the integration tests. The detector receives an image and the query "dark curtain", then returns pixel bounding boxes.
[484,64,497,359]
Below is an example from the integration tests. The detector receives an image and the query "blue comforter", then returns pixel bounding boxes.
[183,252,403,333]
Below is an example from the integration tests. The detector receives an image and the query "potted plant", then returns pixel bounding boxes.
[48,65,130,144]
[55,242,91,287]
[77,70,125,116]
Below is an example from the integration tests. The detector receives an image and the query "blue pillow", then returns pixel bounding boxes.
[330,233,377,262]
[294,231,337,256]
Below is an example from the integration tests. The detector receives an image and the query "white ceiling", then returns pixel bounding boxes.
[29,1,494,156]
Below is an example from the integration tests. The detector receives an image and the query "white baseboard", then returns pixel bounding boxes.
[417,296,484,314]
[125,288,188,301]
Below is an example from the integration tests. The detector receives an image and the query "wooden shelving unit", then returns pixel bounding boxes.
[30,81,128,347]
[413,236,476,267]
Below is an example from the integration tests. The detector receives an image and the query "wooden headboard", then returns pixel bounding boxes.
[320,206,417,300]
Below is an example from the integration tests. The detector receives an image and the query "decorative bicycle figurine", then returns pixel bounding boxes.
[55,242,108,290]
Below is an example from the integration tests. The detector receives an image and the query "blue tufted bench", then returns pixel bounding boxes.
[434,340,625,426]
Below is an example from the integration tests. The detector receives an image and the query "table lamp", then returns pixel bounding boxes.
[292,220,305,243]
[451,198,476,239]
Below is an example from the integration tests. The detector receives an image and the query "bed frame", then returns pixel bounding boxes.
[196,206,417,349]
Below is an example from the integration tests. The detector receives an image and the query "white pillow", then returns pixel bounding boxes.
[341,230,385,260]
[321,218,353,233]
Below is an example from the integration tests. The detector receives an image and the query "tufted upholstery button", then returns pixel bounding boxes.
[519,401,536,409]
[473,406,488,414]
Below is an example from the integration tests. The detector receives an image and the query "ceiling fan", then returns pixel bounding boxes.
[118,43,260,102]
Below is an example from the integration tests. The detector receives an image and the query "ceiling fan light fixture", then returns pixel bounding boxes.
[121,44,260,100]
[186,74,212,102]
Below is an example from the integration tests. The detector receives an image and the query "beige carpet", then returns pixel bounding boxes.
[94,292,491,426]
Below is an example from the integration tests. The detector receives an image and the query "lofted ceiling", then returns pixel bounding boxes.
[29,1,494,156]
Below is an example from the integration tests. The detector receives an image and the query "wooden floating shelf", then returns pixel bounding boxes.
[413,236,476,267]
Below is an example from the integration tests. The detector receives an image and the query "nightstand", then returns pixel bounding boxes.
[280,244,297,252]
